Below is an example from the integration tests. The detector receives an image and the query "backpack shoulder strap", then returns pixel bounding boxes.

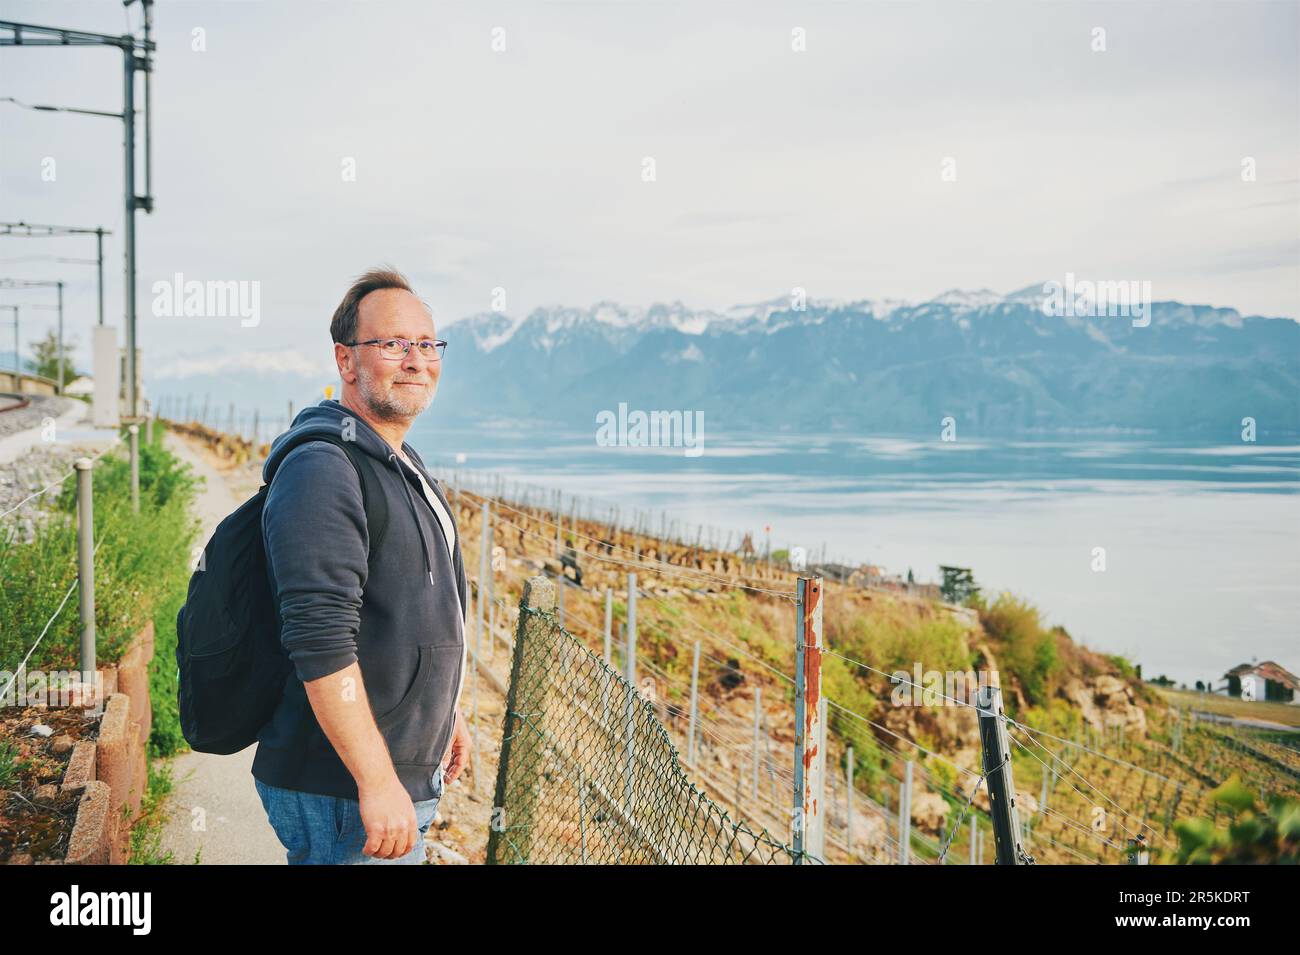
[292,436,390,560]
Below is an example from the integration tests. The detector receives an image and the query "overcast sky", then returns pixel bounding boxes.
[1,0,1296,378]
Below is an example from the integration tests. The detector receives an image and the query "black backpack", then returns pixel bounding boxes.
[175,436,389,755]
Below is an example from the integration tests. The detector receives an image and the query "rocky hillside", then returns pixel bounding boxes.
[446,484,1289,864]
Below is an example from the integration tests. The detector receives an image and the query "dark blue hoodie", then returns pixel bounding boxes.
[250,399,467,804]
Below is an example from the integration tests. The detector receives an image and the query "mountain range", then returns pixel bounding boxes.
[150,284,1300,440]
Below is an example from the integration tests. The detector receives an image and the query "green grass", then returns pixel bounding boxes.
[0,428,201,674]
[1156,687,1300,729]
[1,424,201,863]
[128,759,180,865]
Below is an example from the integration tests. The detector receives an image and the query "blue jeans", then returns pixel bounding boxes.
[255,775,443,865]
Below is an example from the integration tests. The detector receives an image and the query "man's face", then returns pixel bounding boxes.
[338,287,441,422]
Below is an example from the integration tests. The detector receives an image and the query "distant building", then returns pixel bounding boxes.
[1223,661,1299,704]
[64,375,94,397]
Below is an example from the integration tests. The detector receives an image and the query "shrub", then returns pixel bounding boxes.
[1,434,200,674]
[979,593,1061,706]
[1174,774,1300,864]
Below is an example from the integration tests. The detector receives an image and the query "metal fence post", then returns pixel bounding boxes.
[74,457,96,681]
[486,575,555,864]
[625,573,637,687]
[557,571,565,628]
[688,640,700,769]
[899,759,913,864]
[624,572,637,814]
[845,746,854,857]
[1127,834,1149,865]
[793,576,824,863]
[816,695,827,858]
[600,587,614,732]
[752,685,762,799]
[488,568,497,661]
[128,424,139,513]
[603,588,612,665]
[969,816,977,865]
[977,684,1033,864]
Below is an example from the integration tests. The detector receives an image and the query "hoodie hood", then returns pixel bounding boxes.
[264,399,404,481]
[264,399,439,586]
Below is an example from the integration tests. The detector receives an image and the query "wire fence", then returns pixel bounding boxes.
[487,577,809,865]
[442,478,1269,866]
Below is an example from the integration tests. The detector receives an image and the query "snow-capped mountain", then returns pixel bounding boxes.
[148,284,1300,439]
[429,285,1297,437]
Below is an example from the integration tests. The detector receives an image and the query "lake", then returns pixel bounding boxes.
[408,421,1300,689]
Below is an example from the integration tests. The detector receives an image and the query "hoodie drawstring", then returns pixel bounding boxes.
[389,452,436,587]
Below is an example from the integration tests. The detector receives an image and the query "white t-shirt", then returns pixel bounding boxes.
[395,447,456,562]
[395,446,466,760]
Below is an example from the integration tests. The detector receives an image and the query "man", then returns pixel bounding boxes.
[251,266,470,864]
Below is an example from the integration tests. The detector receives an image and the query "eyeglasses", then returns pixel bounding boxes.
[346,338,447,361]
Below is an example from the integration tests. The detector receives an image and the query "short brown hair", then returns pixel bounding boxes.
[330,266,419,344]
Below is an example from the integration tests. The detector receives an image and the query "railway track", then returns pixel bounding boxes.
[0,392,32,413]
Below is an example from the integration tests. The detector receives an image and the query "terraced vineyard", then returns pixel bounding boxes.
[1007,712,1299,864]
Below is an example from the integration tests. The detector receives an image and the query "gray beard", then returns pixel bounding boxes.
[356,366,435,421]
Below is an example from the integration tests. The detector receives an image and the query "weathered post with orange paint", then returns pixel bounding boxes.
[793,576,824,863]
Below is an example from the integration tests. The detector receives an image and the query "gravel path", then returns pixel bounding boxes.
[154,431,285,864]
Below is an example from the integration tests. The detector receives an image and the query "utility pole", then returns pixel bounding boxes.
[1,6,156,425]
[0,223,111,328]
[0,279,67,390]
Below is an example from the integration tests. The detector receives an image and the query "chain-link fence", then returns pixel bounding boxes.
[487,576,804,864]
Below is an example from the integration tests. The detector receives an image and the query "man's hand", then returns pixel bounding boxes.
[357,774,419,860]
[441,709,471,785]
